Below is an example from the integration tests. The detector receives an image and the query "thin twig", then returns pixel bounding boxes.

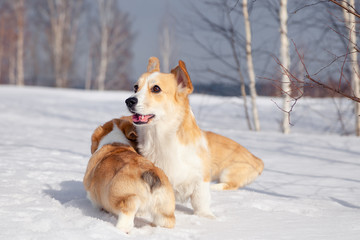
[292,0,327,14]
[291,39,360,103]
[329,0,360,19]
[312,50,357,76]
[305,74,360,102]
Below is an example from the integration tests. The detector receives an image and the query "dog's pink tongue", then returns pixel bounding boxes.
[132,114,152,123]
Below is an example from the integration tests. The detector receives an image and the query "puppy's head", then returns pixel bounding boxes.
[125,57,193,126]
[91,117,137,154]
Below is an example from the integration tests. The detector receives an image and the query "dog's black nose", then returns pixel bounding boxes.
[125,97,138,110]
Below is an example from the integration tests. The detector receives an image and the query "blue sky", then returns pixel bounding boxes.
[119,0,177,81]
[117,0,344,89]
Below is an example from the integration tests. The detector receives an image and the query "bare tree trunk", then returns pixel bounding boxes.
[279,0,291,134]
[85,46,93,90]
[242,0,260,131]
[160,24,171,73]
[48,0,65,88]
[44,0,82,88]
[0,20,4,82]
[90,0,133,90]
[96,0,110,91]
[343,0,360,136]
[62,1,81,88]
[9,54,16,85]
[14,0,25,86]
[30,33,39,86]
[226,10,252,130]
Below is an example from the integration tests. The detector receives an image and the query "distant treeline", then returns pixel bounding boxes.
[0,0,133,90]
[194,79,352,98]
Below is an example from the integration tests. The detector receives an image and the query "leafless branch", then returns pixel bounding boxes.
[291,39,360,103]
[292,1,328,14]
[329,0,360,18]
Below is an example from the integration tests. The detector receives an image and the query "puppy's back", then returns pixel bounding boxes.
[84,143,175,228]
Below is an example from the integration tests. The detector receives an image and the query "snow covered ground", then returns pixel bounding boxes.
[0,86,359,240]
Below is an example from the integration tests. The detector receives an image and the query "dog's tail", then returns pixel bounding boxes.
[141,170,161,193]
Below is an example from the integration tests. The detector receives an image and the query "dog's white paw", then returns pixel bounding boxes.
[194,210,216,219]
[210,183,227,191]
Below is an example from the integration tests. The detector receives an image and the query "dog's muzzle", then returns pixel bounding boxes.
[125,97,138,112]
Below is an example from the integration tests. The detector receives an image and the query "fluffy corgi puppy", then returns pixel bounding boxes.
[206,131,264,190]
[83,117,175,233]
[125,57,214,218]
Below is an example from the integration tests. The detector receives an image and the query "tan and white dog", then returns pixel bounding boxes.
[83,117,175,233]
[125,57,264,218]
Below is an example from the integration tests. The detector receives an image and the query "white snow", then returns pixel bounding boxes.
[0,85,359,240]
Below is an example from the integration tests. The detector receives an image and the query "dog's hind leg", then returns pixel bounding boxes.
[152,211,176,229]
[211,163,261,191]
[114,195,140,233]
[151,187,176,228]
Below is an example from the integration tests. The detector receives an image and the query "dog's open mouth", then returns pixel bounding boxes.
[132,113,155,125]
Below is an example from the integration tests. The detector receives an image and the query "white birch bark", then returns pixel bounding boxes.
[62,1,81,88]
[160,24,171,73]
[226,10,252,130]
[85,48,93,90]
[45,0,82,88]
[0,21,4,82]
[48,0,65,88]
[15,0,25,86]
[343,0,360,136]
[242,0,260,131]
[96,0,109,91]
[9,54,16,85]
[279,0,291,134]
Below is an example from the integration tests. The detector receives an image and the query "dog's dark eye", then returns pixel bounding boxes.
[151,85,161,93]
[134,85,139,93]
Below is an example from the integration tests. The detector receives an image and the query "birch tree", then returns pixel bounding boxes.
[94,0,133,90]
[0,0,24,85]
[159,11,177,73]
[189,0,260,130]
[0,15,3,83]
[279,0,291,134]
[242,0,260,131]
[96,0,109,91]
[13,0,25,86]
[48,0,66,88]
[8,48,15,85]
[159,21,173,73]
[270,0,360,135]
[85,44,93,90]
[227,6,252,130]
[2,3,17,85]
[342,0,360,136]
[37,0,83,88]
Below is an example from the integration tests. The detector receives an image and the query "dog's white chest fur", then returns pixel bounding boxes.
[137,125,206,202]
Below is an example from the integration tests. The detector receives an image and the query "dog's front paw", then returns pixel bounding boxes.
[194,210,216,219]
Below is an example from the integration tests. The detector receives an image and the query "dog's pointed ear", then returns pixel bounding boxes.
[171,60,193,94]
[124,126,137,141]
[147,57,160,72]
[119,116,137,141]
[91,125,104,154]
